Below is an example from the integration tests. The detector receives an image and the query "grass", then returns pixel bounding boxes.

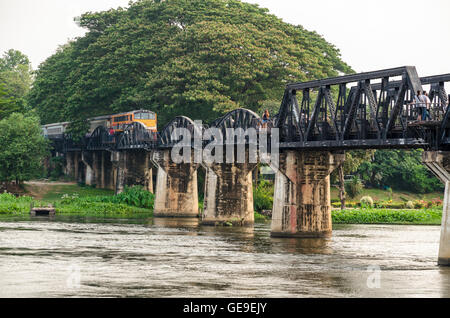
[0,184,154,217]
[254,211,270,222]
[332,207,442,225]
[330,186,443,203]
[41,184,114,201]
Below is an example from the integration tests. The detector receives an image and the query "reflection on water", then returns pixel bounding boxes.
[0,215,449,298]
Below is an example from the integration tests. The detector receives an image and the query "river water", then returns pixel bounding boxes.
[0,216,449,298]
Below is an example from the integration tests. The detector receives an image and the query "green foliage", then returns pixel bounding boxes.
[106,186,155,208]
[54,200,149,216]
[0,49,31,72]
[0,113,50,183]
[254,211,269,222]
[253,180,273,212]
[65,186,155,209]
[49,156,65,180]
[332,207,442,225]
[357,150,443,194]
[29,0,352,136]
[0,192,33,214]
[345,176,363,199]
[0,50,33,119]
[0,186,154,216]
[360,196,374,208]
[413,200,427,209]
[375,201,405,209]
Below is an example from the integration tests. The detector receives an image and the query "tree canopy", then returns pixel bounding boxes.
[0,113,49,184]
[28,0,352,133]
[356,150,443,194]
[0,49,33,119]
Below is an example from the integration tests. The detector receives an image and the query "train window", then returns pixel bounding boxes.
[48,127,62,135]
[136,112,155,120]
[114,115,130,122]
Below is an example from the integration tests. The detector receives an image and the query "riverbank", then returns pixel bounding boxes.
[0,183,154,218]
[0,181,443,225]
[253,208,442,225]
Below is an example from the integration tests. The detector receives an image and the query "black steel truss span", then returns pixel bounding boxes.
[117,122,158,150]
[48,67,450,153]
[276,66,450,150]
[87,126,114,150]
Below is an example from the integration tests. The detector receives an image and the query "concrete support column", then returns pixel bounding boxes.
[64,152,74,177]
[111,151,127,194]
[202,162,258,226]
[145,152,154,193]
[271,151,344,238]
[152,150,199,217]
[101,151,106,189]
[74,152,80,183]
[423,151,450,266]
[81,152,96,186]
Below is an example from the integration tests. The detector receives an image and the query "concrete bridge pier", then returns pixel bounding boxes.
[201,161,258,226]
[64,152,75,177]
[271,151,345,238]
[64,151,85,183]
[111,151,127,194]
[81,152,96,186]
[423,151,450,266]
[151,150,199,217]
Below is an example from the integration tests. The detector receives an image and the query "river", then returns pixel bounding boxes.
[0,216,449,298]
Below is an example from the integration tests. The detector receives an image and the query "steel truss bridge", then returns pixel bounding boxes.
[48,66,450,153]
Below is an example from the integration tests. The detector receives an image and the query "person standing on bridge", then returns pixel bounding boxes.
[412,90,426,121]
[262,109,270,128]
[423,91,432,121]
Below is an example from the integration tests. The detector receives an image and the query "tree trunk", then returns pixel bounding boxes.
[338,164,346,210]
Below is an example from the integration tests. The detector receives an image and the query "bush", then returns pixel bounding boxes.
[49,156,65,180]
[0,192,33,214]
[81,186,155,209]
[414,200,427,209]
[253,180,274,212]
[405,201,415,209]
[360,196,374,208]
[345,176,363,199]
[374,201,406,209]
[332,207,442,224]
[432,198,443,207]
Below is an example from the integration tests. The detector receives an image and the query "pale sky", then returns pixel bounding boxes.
[1,0,450,77]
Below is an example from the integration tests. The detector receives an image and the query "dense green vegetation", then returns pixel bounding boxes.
[0,113,50,186]
[0,49,33,119]
[0,186,154,217]
[332,207,442,225]
[28,0,352,135]
[355,149,443,193]
[253,179,273,212]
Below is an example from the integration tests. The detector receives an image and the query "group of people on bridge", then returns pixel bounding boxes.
[412,90,433,121]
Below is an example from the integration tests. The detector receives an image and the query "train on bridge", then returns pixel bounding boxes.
[42,109,157,139]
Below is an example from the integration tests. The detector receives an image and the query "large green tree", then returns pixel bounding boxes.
[0,113,50,185]
[0,49,33,119]
[28,0,352,134]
